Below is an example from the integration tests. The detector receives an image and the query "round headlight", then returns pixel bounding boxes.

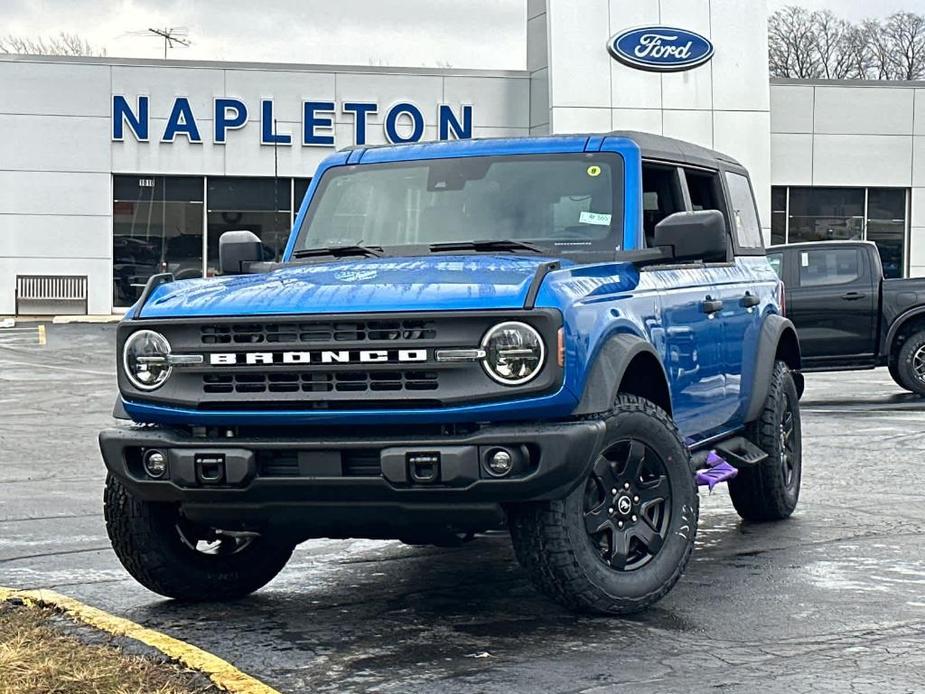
[481,321,545,385]
[123,330,172,391]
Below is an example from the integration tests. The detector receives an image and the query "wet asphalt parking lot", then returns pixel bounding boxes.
[2,323,925,693]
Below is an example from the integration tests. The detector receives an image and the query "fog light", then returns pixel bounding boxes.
[143,450,168,479]
[486,449,513,477]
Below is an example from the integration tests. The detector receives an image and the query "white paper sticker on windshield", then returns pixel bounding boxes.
[579,211,611,226]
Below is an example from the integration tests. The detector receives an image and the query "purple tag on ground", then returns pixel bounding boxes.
[695,451,738,491]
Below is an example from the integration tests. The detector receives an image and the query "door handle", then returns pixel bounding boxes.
[701,296,724,314]
[740,292,760,308]
[842,291,865,301]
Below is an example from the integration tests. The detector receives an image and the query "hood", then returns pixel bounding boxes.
[137,254,566,318]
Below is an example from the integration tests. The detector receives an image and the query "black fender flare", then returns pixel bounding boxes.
[743,314,802,424]
[572,333,671,415]
[883,306,925,357]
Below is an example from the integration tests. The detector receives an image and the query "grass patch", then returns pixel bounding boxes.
[0,601,217,694]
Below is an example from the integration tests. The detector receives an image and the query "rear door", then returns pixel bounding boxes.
[718,169,770,421]
[787,245,876,359]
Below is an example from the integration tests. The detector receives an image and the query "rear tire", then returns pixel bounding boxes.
[104,474,294,601]
[894,330,925,396]
[508,395,698,615]
[729,360,802,521]
[888,359,904,391]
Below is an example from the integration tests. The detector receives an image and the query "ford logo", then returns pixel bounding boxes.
[608,26,714,72]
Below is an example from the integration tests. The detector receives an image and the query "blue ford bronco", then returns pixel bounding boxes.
[101,131,804,614]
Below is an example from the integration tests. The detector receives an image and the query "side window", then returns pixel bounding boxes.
[798,248,862,287]
[725,172,763,249]
[641,164,684,247]
[767,252,783,279]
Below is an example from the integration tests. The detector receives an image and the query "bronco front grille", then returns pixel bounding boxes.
[201,319,437,345]
[119,310,563,411]
[201,370,440,395]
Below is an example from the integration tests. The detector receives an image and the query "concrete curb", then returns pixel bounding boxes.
[0,586,280,694]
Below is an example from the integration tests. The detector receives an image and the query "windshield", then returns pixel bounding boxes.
[293,153,624,259]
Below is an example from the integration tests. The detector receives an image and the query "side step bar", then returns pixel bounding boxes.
[713,437,768,469]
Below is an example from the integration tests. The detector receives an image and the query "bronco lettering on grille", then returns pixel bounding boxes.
[208,349,428,366]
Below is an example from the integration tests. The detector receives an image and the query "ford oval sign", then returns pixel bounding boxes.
[608,26,714,72]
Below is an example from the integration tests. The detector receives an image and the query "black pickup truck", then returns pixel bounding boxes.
[769,240,925,394]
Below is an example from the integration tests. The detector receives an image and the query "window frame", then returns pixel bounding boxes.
[794,244,869,289]
[723,170,765,252]
[680,163,739,262]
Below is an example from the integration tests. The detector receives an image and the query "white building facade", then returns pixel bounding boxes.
[0,0,917,315]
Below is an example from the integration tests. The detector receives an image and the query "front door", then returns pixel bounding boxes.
[787,245,876,360]
[655,271,726,441]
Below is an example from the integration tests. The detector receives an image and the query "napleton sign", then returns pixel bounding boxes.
[112,96,474,147]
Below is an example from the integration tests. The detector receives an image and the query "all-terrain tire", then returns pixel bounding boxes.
[104,474,294,601]
[888,358,905,391]
[508,395,698,615]
[728,360,802,521]
[895,330,925,396]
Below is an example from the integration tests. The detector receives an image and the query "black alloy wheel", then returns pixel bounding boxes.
[508,394,698,615]
[583,439,671,571]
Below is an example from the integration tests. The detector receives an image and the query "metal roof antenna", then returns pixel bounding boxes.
[141,27,191,60]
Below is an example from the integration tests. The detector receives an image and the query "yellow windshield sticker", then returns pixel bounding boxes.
[586,165,601,177]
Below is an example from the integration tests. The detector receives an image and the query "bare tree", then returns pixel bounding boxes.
[844,21,878,79]
[866,19,895,79]
[812,10,852,79]
[768,7,820,79]
[0,32,106,57]
[882,11,925,80]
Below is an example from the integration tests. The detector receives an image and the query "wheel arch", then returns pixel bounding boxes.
[743,314,803,424]
[885,308,925,360]
[572,332,673,416]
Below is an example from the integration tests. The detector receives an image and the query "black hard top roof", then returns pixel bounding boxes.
[340,129,746,173]
[610,130,744,170]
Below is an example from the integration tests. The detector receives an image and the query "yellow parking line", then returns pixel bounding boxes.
[0,586,280,694]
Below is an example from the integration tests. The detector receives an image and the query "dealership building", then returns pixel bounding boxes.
[0,0,921,315]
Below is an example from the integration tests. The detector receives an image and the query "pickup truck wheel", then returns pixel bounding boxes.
[104,474,294,601]
[895,331,925,396]
[729,360,802,521]
[508,395,698,615]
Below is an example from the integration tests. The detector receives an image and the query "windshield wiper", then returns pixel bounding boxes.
[292,243,384,259]
[428,239,545,254]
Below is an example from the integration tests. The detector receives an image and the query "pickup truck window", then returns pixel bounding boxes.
[798,248,862,287]
[294,153,623,258]
[768,252,783,279]
[725,172,763,249]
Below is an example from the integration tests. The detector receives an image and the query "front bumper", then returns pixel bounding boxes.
[99,419,605,539]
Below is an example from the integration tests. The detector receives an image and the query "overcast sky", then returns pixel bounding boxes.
[2,1,925,70]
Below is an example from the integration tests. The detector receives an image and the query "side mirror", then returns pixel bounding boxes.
[654,210,728,263]
[219,230,263,275]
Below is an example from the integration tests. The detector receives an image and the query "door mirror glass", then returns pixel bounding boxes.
[219,230,264,275]
[653,210,727,262]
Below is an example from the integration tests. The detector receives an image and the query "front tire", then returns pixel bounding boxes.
[895,330,925,396]
[728,360,802,521]
[104,474,295,601]
[508,395,698,615]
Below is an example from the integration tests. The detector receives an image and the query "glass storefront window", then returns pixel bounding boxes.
[771,185,908,278]
[867,188,906,279]
[206,178,292,272]
[294,178,312,216]
[788,187,865,243]
[112,175,204,308]
[771,186,786,246]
